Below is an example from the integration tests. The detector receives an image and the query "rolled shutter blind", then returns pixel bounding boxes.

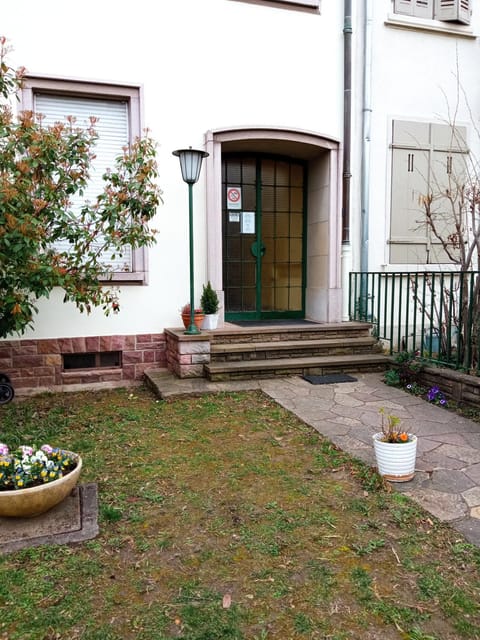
[34,93,133,272]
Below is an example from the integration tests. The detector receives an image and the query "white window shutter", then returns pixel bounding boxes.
[394,0,433,18]
[435,0,471,24]
[34,94,133,272]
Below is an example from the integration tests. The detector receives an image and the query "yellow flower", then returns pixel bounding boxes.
[17,480,24,487]
[40,470,47,477]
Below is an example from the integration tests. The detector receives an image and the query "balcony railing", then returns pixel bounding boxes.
[349,271,480,374]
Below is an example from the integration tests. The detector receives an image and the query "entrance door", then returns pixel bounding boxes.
[222,154,306,321]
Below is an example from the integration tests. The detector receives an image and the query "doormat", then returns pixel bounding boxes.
[0,483,99,554]
[302,373,358,385]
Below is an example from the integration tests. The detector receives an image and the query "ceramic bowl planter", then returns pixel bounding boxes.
[372,433,417,482]
[0,451,82,518]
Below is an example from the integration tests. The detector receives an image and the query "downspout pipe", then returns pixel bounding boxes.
[341,0,353,320]
[342,0,352,245]
[361,0,373,274]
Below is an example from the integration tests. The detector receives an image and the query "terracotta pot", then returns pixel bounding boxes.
[181,312,205,330]
[372,434,417,482]
[0,452,82,518]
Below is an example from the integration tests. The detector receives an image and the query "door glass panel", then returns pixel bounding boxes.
[291,213,303,237]
[289,287,302,309]
[276,187,290,211]
[291,187,303,211]
[290,238,302,261]
[262,159,275,185]
[276,161,290,186]
[262,186,275,212]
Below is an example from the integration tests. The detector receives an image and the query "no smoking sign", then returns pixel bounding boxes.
[227,186,242,210]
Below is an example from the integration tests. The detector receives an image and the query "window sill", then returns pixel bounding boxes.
[100,272,147,285]
[385,14,476,38]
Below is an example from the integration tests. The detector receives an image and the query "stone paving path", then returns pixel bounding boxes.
[146,370,480,546]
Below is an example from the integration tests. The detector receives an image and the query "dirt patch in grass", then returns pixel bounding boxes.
[1,387,480,639]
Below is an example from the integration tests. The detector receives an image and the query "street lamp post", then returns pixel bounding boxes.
[172,147,209,335]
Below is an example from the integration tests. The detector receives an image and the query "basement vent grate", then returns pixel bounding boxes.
[63,351,122,371]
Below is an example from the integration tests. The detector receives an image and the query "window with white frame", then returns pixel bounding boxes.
[393,0,471,24]
[21,78,148,283]
[389,120,469,264]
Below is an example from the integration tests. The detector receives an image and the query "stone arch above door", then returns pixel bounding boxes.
[204,127,343,323]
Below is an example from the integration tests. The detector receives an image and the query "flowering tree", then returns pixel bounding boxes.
[0,39,162,339]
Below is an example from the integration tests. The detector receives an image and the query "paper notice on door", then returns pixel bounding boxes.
[241,211,255,234]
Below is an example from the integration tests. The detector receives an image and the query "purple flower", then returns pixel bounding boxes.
[20,445,33,456]
[41,444,53,454]
[440,398,446,405]
[0,443,9,456]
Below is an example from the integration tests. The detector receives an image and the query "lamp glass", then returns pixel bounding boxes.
[173,148,209,184]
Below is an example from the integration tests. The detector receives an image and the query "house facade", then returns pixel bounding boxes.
[1,0,478,393]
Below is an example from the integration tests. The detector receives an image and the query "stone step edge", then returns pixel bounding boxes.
[205,353,389,374]
[211,336,377,354]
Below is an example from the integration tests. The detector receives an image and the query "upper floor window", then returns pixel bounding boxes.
[394,0,471,25]
[389,119,469,265]
[21,77,148,284]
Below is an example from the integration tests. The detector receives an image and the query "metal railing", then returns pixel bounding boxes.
[349,271,480,374]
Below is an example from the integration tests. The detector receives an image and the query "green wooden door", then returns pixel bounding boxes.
[222,154,306,321]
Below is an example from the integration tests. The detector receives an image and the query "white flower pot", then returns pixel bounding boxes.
[372,433,417,482]
[201,313,219,330]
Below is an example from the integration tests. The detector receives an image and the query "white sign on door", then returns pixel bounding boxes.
[227,186,242,210]
[241,211,255,234]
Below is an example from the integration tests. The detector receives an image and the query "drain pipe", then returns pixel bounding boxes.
[358,0,373,319]
[341,0,353,320]
[361,0,373,275]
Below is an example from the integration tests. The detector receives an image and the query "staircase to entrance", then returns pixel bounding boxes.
[163,322,388,382]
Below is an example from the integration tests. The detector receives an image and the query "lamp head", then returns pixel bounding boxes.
[172,147,209,184]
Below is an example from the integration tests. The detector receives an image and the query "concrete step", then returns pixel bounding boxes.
[211,322,374,345]
[204,353,389,381]
[210,336,379,362]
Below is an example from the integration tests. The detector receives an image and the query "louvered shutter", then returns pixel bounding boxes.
[34,93,133,272]
[435,0,471,24]
[394,0,434,18]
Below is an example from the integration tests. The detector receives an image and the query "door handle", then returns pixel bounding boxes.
[251,241,266,257]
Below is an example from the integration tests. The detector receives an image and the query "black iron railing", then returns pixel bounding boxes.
[349,271,480,374]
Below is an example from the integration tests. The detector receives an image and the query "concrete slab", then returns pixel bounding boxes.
[0,483,99,554]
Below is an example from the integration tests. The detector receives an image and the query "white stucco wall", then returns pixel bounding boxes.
[1,0,345,339]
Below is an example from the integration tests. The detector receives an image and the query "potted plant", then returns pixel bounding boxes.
[180,303,205,330]
[372,409,417,483]
[0,443,82,517]
[200,281,220,330]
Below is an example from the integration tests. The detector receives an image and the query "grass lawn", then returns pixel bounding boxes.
[1,386,480,640]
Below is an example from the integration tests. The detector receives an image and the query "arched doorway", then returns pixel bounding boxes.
[204,127,342,324]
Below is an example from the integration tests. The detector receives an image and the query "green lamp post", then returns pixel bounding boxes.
[172,146,209,335]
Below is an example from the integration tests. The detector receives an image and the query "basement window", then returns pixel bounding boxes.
[63,351,122,370]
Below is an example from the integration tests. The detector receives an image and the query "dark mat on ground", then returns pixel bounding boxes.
[302,373,358,385]
[232,320,320,327]
[0,483,99,554]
